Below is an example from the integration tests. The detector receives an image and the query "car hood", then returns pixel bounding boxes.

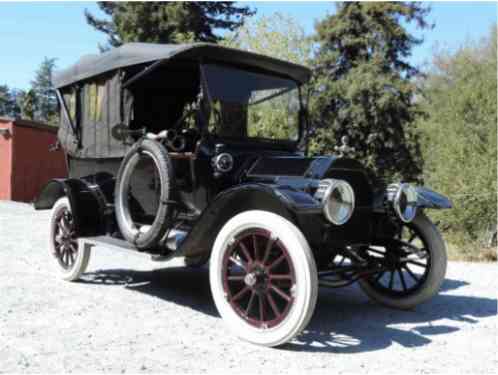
[244,155,366,182]
[242,155,373,208]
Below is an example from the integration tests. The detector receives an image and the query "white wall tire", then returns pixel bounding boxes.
[210,210,318,347]
[359,213,447,309]
[48,197,91,281]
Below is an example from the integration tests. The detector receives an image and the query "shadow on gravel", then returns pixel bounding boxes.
[80,267,218,316]
[79,268,496,354]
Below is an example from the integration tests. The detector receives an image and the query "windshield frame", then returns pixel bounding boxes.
[199,63,306,148]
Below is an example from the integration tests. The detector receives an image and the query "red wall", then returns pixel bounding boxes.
[0,118,67,202]
[0,121,13,200]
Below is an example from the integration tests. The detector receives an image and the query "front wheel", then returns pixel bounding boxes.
[48,197,91,281]
[210,210,318,347]
[359,213,447,309]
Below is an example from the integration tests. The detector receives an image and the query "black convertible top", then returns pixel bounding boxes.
[53,42,311,88]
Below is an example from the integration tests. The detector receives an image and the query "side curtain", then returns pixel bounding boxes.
[57,72,130,159]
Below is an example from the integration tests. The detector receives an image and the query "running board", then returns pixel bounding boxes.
[78,235,185,263]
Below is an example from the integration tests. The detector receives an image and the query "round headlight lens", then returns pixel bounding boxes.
[321,179,355,225]
[394,183,418,223]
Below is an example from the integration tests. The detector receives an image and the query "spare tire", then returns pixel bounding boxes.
[114,139,174,249]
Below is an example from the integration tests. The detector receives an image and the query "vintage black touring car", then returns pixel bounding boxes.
[35,43,452,347]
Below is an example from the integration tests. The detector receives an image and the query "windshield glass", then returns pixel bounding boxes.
[201,64,301,142]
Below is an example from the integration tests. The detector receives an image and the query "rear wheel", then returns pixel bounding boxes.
[359,213,447,309]
[48,197,91,281]
[210,210,318,347]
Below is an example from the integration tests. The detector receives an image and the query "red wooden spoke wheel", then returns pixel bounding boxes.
[210,210,318,347]
[221,229,296,329]
[52,207,78,270]
[48,198,91,281]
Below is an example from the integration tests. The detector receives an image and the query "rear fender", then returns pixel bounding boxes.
[34,173,115,236]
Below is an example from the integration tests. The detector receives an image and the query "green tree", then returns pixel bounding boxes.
[30,57,58,124]
[417,26,497,255]
[223,13,313,141]
[0,85,22,118]
[85,2,255,49]
[224,12,311,66]
[311,2,431,182]
[20,89,37,120]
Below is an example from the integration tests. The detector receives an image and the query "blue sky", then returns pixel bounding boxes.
[0,1,496,89]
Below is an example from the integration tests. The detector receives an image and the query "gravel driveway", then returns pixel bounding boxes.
[0,201,496,373]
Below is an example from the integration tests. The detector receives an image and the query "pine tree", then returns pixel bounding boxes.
[30,57,58,124]
[20,89,37,121]
[0,85,22,118]
[85,2,255,49]
[311,2,431,183]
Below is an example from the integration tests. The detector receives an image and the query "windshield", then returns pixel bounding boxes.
[201,64,301,142]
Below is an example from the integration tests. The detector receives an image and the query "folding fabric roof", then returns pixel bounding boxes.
[52,42,312,88]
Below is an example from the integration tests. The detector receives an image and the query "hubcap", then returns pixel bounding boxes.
[222,229,296,329]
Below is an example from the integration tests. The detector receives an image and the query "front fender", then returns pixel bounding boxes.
[180,183,322,259]
[416,187,452,209]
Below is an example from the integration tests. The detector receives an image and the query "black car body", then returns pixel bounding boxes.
[35,43,452,347]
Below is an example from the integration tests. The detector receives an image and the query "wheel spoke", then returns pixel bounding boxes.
[402,264,420,282]
[68,251,75,265]
[229,256,248,271]
[367,248,386,256]
[252,234,259,261]
[239,242,253,263]
[258,294,265,323]
[227,275,245,282]
[374,271,385,282]
[270,285,292,302]
[398,269,407,291]
[267,293,281,317]
[406,260,427,268]
[262,236,276,265]
[269,274,293,280]
[268,254,285,270]
[62,249,69,265]
[245,291,256,316]
[230,286,250,302]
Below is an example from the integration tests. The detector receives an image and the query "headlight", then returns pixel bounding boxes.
[315,179,355,225]
[388,183,418,223]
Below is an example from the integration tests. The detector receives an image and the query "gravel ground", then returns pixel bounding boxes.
[0,201,496,374]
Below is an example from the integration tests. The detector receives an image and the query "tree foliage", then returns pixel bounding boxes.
[0,85,22,118]
[311,2,432,183]
[85,2,254,49]
[223,13,312,142]
[224,12,311,66]
[417,26,497,250]
[20,89,37,121]
[1,58,58,125]
[30,57,58,124]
